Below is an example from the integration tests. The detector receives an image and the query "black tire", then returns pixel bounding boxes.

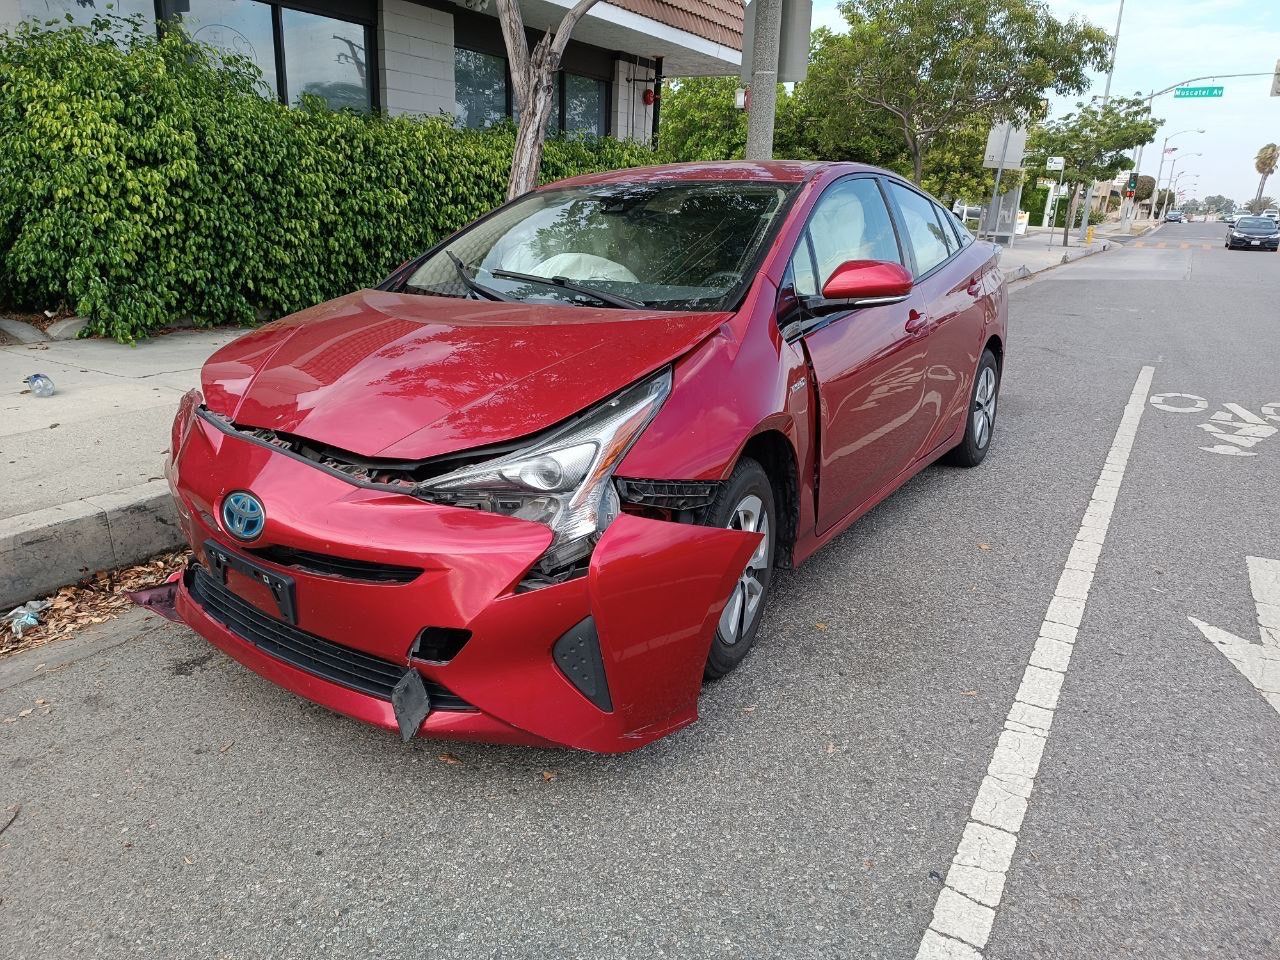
[703,457,776,680]
[946,349,1000,467]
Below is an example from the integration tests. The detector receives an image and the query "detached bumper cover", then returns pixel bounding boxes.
[168,412,760,752]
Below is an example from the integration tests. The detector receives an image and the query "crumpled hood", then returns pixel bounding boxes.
[201,290,730,461]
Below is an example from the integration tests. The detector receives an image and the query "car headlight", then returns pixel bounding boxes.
[413,368,672,572]
[1232,231,1246,238]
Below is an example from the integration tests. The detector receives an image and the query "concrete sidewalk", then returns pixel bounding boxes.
[1,328,244,607]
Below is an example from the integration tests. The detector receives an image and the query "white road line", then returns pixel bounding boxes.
[914,364,1156,960]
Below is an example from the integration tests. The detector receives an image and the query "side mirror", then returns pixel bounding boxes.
[805,260,914,316]
[821,259,914,302]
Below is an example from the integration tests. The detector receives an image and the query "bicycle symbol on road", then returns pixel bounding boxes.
[1149,393,1280,457]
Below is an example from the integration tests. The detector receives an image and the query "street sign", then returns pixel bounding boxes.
[740,0,813,84]
[982,123,1027,169]
[1046,156,1065,171]
[1174,86,1224,99]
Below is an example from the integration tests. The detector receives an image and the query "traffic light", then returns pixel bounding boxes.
[1125,172,1138,198]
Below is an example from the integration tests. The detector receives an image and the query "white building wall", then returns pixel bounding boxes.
[610,57,656,143]
[1,0,26,30]
[378,0,455,119]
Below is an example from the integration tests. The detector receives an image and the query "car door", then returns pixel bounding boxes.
[881,181,987,458]
[785,176,936,535]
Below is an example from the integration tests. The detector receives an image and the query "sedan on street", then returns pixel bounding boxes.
[160,162,1008,752]
[1226,216,1280,251]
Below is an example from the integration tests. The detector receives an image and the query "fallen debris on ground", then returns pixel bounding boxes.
[0,551,189,658]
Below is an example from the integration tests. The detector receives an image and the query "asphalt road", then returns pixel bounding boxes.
[2,218,1277,960]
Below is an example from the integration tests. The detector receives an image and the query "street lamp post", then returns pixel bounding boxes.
[1157,153,1201,220]
[1079,0,1126,241]
[1136,128,1203,224]
[1162,172,1199,219]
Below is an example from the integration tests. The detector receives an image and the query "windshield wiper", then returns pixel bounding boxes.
[446,251,512,302]
[489,269,644,309]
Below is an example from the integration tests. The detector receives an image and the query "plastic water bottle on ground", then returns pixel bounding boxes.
[23,373,54,397]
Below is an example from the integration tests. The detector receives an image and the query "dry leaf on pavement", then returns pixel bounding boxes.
[1,550,189,658]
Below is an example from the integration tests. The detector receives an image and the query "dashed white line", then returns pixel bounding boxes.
[914,364,1156,960]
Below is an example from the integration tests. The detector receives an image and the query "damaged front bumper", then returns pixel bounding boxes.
[164,408,760,753]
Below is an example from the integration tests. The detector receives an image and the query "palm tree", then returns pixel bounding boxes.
[1256,143,1279,202]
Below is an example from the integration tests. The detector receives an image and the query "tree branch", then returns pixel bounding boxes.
[548,0,601,64]
[495,0,532,107]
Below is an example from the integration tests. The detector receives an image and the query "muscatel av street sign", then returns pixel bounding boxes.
[1046,156,1065,171]
[1174,86,1224,99]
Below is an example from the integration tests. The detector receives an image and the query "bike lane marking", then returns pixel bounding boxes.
[914,364,1156,960]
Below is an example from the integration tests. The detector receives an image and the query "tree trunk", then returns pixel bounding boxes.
[1062,183,1080,248]
[507,68,557,199]
[496,0,601,201]
[903,129,924,185]
[1258,173,1270,204]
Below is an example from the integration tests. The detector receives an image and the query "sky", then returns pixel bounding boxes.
[810,0,1280,203]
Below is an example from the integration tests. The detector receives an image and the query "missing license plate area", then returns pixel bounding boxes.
[203,539,297,623]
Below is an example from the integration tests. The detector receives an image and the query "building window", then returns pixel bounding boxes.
[454,51,609,137]
[563,73,606,136]
[159,0,373,112]
[455,48,508,129]
[167,0,278,97]
[20,0,156,31]
[281,7,371,111]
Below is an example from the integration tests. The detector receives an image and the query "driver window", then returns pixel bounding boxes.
[805,179,902,291]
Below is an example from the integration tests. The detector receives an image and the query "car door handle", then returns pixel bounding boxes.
[966,275,983,296]
[905,309,929,334]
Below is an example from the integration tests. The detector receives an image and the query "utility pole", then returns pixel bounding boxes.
[744,0,783,160]
[1079,0,1125,241]
[1121,71,1270,226]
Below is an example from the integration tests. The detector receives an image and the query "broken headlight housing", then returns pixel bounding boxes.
[412,368,672,572]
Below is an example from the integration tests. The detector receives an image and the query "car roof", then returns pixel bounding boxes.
[543,160,879,190]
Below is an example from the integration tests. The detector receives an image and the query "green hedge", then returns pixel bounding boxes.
[0,16,656,341]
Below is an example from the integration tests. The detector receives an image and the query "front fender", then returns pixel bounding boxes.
[455,514,761,753]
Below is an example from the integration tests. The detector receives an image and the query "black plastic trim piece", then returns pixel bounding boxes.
[186,566,474,711]
[552,617,613,712]
[616,478,721,511]
[248,544,422,584]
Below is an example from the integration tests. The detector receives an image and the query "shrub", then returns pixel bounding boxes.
[0,16,656,341]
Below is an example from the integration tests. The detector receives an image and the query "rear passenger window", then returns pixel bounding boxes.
[885,182,954,276]
[947,210,974,247]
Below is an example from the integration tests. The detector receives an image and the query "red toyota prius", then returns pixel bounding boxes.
[163,161,1006,752]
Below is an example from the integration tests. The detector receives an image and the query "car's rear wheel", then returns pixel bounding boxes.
[704,457,775,680]
[946,349,1000,467]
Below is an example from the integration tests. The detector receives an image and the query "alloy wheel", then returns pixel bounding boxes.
[718,494,771,645]
[972,366,997,450]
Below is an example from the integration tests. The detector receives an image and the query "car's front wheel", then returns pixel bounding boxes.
[704,457,775,680]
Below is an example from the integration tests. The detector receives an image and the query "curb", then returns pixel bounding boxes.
[0,317,48,344]
[0,480,181,609]
[1006,241,1111,286]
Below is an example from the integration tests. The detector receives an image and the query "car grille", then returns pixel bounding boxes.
[247,545,422,584]
[187,566,472,710]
